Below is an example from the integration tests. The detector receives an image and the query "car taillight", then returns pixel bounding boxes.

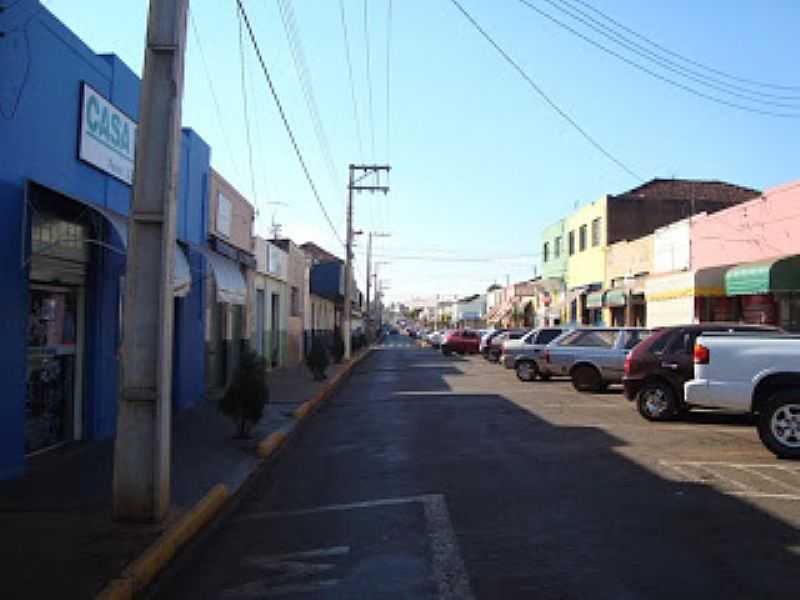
[694,343,710,365]
[624,352,632,375]
[544,350,550,364]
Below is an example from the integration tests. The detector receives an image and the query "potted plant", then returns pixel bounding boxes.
[218,349,269,439]
[306,335,329,381]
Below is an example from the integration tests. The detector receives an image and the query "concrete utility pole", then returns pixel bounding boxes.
[113,0,189,522]
[343,164,390,359]
[366,231,390,340]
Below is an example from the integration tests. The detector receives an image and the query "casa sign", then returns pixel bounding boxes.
[78,82,137,185]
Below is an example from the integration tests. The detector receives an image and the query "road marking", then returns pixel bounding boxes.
[245,546,350,561]
[222,579,340,598]
[659,460,800,501]
[238,494,475,600]
[732,466,800,495]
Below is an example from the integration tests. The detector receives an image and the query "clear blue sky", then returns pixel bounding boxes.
[44,0,799,302]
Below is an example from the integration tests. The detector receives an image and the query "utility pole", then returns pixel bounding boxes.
[113,0,189,522]
[366,231,390,340]
[344,164,390,359]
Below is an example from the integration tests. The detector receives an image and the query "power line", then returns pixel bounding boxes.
[449,0,643,181]
[277,0,341,191]
[515,0,800,119]
[237,8,260,215]
[236,0,344,246]
[550,0,800,103]
[569,0,800,93]
[338,0,364,159]
[364,0,376,160]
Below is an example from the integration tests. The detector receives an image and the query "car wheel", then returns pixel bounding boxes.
[636,381,678,421]
[571,365,603,392]
[757,391,800,459]
[516,360,538,382]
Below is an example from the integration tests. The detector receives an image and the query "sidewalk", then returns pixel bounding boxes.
[0,356,361,600]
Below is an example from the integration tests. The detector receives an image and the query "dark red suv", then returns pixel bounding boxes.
[623,323,779,421]
[441,330,481,355]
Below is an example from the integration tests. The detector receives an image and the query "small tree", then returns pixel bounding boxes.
[306,335,329,381]
[331,329,345,363]
[219,349,269,438]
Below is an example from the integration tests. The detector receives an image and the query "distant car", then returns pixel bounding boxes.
[624,323,779,421]
[538,327,651,392]
[441,330,481,355]
[487,329,527,363]
[480,329,506,357]
[500,327,568,380]
[428,330,446,348]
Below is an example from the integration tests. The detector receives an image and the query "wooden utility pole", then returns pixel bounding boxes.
[113,0,189,522]
[344,164,390,359]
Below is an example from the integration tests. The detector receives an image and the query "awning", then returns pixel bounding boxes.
[586,291,604,309]
[203,249,247,305]
[725,255,800,296]
[605,289,627,307]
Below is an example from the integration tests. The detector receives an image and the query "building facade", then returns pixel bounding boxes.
[565,196,608,325]
[252,237,289,369]
[271,239,309,366]
[604,234,653,326]
[0,6,209,478]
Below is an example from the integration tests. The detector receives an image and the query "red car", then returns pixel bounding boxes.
[441,330,481,355]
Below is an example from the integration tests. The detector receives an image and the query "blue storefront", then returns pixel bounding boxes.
[0,3,210,479]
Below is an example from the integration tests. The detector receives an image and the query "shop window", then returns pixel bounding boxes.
[591,217,601,246]
[579,225,587,252]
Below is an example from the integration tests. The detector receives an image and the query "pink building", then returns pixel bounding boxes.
[691,181,800,328]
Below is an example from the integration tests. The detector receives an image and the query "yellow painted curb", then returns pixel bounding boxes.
[293,400,314,419]
[257,430,287,459]
[96,484,230,599]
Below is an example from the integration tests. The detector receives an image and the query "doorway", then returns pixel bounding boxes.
[270,293,280,367]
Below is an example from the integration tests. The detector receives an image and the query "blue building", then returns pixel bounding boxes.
[0,2,210,479]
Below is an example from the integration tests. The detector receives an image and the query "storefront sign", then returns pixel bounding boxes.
[78,83,136,185]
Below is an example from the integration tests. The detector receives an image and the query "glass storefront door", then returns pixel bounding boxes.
[26,286,80,453]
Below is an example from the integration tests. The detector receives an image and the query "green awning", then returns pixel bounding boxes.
[725,255,800,296]
[605,289,627,307]
[586,291,604,309]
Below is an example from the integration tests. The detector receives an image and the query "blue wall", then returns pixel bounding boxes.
[310,261,344,301]
[0,2,211,478]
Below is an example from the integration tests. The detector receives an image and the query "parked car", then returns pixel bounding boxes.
[480,329,504,357]
[428,330,446,349]
[487,329,528,362]
[501,327,569,380]
[441,329,481,355]
[538,327,651,392]
[624,323,779,421]
[683,330,798,458]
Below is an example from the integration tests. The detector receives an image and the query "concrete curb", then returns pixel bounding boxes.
[96,483,230,600]
[95,347,374,599]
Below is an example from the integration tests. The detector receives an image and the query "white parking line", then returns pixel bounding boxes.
[660,460,800,501]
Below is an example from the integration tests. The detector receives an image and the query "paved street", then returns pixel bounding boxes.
[152,337,800,599]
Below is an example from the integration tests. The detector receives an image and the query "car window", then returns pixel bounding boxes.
[563,330,617,347]
[669,330,700,354]
[622,330,651,350]
[509,332,525,340]
[646,329,673,355]
[536,329,562,345]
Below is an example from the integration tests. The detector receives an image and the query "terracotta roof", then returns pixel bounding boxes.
[613,178,760,203]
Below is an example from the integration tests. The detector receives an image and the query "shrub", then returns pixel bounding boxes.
[218,349,269,438]
[306,335,329,381]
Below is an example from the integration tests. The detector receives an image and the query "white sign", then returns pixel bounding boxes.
[78,83,136,185]
[217,192,232,237]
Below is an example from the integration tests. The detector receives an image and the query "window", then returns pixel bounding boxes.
[591,217,602,247]
[216,192,232,237]
[543,242,550,263]
[623,329,652,350]
[536,329,563,345]
[290,286,300,316]
[568,231,575,255]
[579,224,587,251]
[561,329,617,348]
[554,236,562,258]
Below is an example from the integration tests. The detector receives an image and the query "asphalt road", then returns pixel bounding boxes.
[152,335,800,599]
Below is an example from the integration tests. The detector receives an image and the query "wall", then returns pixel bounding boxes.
[565,196,608,289]
[208,169,254,253]
[541,219,567,280]
[653,217,693,274]
[309,260,344,300]
[692,181,800,270]
[605,234,654,286]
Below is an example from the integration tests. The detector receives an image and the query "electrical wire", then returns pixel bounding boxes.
[515,0,800,119]
[449,0,643,181]
[277,0,341,191]
[236,0,344,247]
[364,0,376,160]
[237,8,260,216]
[338,0,364,159]
[569,0,800,93]
[549,0,800,103]
[189,10,243,181]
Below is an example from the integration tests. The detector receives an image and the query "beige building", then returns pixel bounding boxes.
[204,169,256,395]
[603,234,653,326]
[272,238,310,367]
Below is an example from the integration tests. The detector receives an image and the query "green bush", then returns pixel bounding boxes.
[219,349,269,438]
[306,336,329,381]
